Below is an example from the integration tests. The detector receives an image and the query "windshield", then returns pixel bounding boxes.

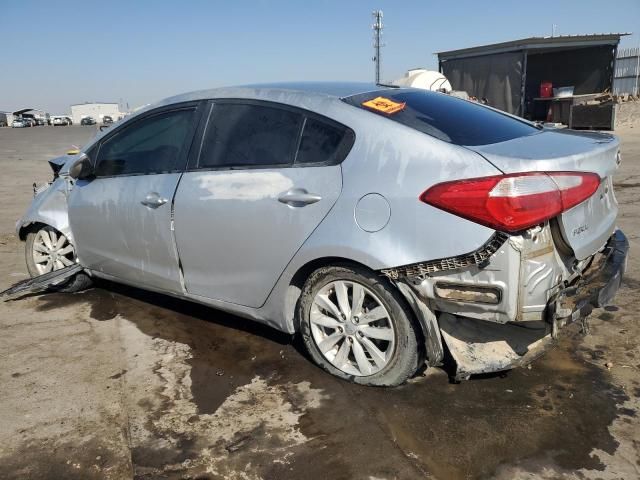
[343,89,539,146]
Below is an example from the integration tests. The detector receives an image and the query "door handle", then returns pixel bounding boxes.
[278,188,322,207]
[141,192,168,208]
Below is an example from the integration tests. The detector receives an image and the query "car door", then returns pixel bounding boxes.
[68,102,202,293]
[173,100,354,308]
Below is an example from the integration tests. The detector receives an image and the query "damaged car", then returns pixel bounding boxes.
[14,82,628,386]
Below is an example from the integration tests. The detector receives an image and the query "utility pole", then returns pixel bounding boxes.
[635,41,640,96]
[372,10,384,84]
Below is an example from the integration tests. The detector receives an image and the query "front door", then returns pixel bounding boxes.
[173,101,353,308]
[68,104,201,293]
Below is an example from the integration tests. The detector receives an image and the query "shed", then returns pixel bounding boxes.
[437,33,630,121]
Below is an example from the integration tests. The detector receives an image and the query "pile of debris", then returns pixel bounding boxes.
[587,92,640,105]
[574,91,640,129]
[609,93,640,128]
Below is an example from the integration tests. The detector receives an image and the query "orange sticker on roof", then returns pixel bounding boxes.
[361,96,406,114]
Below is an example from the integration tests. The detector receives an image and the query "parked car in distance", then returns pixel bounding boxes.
[80,116,96,126]
[52,116,69,126]
[26,116,46,126]
[16,83,628,386]
[0,120,7,127]
[102,115,114,124]
[12,118,29,128]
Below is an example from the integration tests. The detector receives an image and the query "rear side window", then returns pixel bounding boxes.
[295,117,354,165]
[343,89,539,146]
[199,103,302,169]
[95,109,194,176]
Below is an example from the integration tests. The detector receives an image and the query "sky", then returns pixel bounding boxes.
[1,0,638,114]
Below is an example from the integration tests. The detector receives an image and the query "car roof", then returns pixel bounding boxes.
[161,82,393,106]
[92,82,402,147]
[241,82,389,98]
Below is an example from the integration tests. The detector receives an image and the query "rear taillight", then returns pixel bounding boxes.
[420,172,600,232]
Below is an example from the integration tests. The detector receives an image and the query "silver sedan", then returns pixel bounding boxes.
[16,83,628,386]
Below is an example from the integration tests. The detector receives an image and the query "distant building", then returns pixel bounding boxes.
[71,102,123,125]
[0,111,14,126]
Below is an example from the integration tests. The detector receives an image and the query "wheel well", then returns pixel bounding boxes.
[18,222,47,241]
[285,257,375,332]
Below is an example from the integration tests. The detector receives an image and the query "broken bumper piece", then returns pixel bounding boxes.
[553,229,628,330]
[0,264,83,299]
[440,314,552,381]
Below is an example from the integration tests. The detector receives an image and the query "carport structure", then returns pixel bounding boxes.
[437,33,629,120]
[13,108,46,117]
[13,108,49,124]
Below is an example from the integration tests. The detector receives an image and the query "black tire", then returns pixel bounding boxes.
[298,264,420,387]
[25,226,92,293]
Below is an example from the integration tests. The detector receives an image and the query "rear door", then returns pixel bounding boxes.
[68,103,202,292]
[173,100,354,307]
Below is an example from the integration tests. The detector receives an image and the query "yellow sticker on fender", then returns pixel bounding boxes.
[361,96,406,114]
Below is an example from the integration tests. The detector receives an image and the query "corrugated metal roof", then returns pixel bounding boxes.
[437,33,631,60]
[70,102,119,107]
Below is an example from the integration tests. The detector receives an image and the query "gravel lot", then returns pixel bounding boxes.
[0,124,639,480]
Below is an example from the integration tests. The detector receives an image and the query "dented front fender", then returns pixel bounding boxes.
[16,176,73,242]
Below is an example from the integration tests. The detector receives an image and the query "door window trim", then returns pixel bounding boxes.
[188,98,356,172]
[91,101,205,179]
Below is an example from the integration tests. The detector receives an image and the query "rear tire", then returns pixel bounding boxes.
[25,226,92,293]
[298,264,419,387]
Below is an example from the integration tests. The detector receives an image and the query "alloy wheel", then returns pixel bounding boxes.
[32,229,76,274]
[310,280,396,376]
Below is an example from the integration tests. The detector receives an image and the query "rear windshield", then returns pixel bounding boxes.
[343,89,539,146]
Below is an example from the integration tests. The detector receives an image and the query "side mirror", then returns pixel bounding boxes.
[68,154,94,180]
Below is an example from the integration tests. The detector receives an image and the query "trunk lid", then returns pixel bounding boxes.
[468,129,620,260]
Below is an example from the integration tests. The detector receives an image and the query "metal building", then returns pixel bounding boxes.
[71,102,122,124]
[613,47,640,95]
[0,111,14,126]
[437,33,629,119]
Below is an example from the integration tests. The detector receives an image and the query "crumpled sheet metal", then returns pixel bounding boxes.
[439,313,553,381]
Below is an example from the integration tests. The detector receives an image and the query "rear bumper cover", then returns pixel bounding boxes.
[396,229,628,380]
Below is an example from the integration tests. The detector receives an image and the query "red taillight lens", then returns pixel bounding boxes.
[420,172,600,232]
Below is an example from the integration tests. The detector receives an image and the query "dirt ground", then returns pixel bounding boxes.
[0,124,639,480]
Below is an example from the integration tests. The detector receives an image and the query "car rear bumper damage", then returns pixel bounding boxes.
[551,229,628,330]
[388,228,628,380]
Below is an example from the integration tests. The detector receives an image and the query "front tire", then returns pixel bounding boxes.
[25,226,92,292]
[298,264,419,387]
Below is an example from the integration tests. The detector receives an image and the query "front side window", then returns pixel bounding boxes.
[95,109,194,176]
[199,103,302,169]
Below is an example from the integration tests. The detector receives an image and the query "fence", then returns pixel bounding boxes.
[613,47,640,95]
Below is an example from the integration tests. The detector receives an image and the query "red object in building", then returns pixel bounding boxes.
[540,81,553,98]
